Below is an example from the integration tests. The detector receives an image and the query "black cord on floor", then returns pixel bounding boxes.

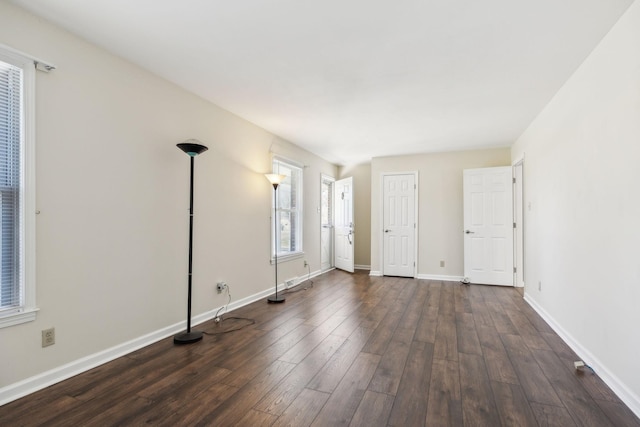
[283,263,314,294]
[213,288,232,320]
[203,317,255,335]
[203,283,255,335]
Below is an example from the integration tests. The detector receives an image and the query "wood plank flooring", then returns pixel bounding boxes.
[1,270,638,426]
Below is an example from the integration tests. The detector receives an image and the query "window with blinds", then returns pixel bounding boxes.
[0,60,22,314]
[272,157,303,259]
[0,45,37,328]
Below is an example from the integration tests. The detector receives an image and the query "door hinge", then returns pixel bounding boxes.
[341,192,344,200]
[414,184,416,189]
[513,222,516,228]
[513,267,517,273]
[513,177,516,184]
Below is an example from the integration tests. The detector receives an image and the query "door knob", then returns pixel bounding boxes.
[385,229,391,233]
[465,230,475,234]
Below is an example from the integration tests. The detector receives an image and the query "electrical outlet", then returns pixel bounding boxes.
[440,260,445,267]
[42,328,55,347]
[216,282,227,293]
[303,260,308,267]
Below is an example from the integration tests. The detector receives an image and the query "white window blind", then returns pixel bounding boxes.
[0,60,22,314]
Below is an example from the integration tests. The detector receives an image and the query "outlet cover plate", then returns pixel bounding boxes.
[42,328,55,347]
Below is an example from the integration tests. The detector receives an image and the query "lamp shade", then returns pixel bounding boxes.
[265,174,286,187]
[177,140,208,156]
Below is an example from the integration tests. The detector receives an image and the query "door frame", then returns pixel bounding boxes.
[513,156,525,288]
[320,174,335,272]
[380,171,419,278]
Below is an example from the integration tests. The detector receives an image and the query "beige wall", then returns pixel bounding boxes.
[339,163,372,268]
[0,2,336,390]
[370,148,511,277]
[512,0,640,412]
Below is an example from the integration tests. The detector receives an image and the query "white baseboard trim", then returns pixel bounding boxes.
[369,270,382,277]
[286,269,324,289]
[416,274,464,282]
[524,293,640,418]
[307,268,324,280]
[0,322,181,407]
[0,283,277,407]
[354,265,370,271]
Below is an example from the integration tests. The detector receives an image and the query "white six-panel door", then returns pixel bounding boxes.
[383,174,416,277]
[334,177,354,273]
[463,167,514,286]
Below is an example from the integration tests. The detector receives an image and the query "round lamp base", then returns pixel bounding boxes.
[173,331,203,344]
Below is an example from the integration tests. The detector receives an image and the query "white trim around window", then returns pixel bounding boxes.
[270,156,304,263]
[0,45,38,328]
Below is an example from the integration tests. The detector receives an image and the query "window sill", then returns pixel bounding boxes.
[271,252,304,265]
[0,308,39,329]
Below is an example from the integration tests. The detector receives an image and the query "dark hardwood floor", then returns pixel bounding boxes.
[1,270,638,426]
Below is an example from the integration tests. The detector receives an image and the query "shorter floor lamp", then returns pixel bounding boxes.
[265,173,286,303]
[174,140,208,344]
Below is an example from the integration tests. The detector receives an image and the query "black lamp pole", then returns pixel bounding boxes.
[175,140,208,344]
[265,174,286,303]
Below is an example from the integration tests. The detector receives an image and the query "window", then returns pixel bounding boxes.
[272,157,303,260]
[0,46,37,328]
[321,176,333,227]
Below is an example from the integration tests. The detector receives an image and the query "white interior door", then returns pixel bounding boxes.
[320,176,334,272]
[463,167,514,286]
[383,174,416,277]
[334,177,354,273]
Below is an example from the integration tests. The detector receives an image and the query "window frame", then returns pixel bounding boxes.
[271,156,304,263]
[0,46,38,328]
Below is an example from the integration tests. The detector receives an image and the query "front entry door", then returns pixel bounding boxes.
[463,167,514,286]
[383,174,416,277]
[334,177,354,273]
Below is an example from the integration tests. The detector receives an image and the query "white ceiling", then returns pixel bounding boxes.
[10,0,634,165]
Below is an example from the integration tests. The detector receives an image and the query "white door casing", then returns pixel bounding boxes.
[513,161,524,287]
[334,177,354,273]
[463,167,514,286]
[320,175,334,272]
[382,173,416,277]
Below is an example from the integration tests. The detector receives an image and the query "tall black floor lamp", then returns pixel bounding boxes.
[265,174,286,303]
[174,140,208,344]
